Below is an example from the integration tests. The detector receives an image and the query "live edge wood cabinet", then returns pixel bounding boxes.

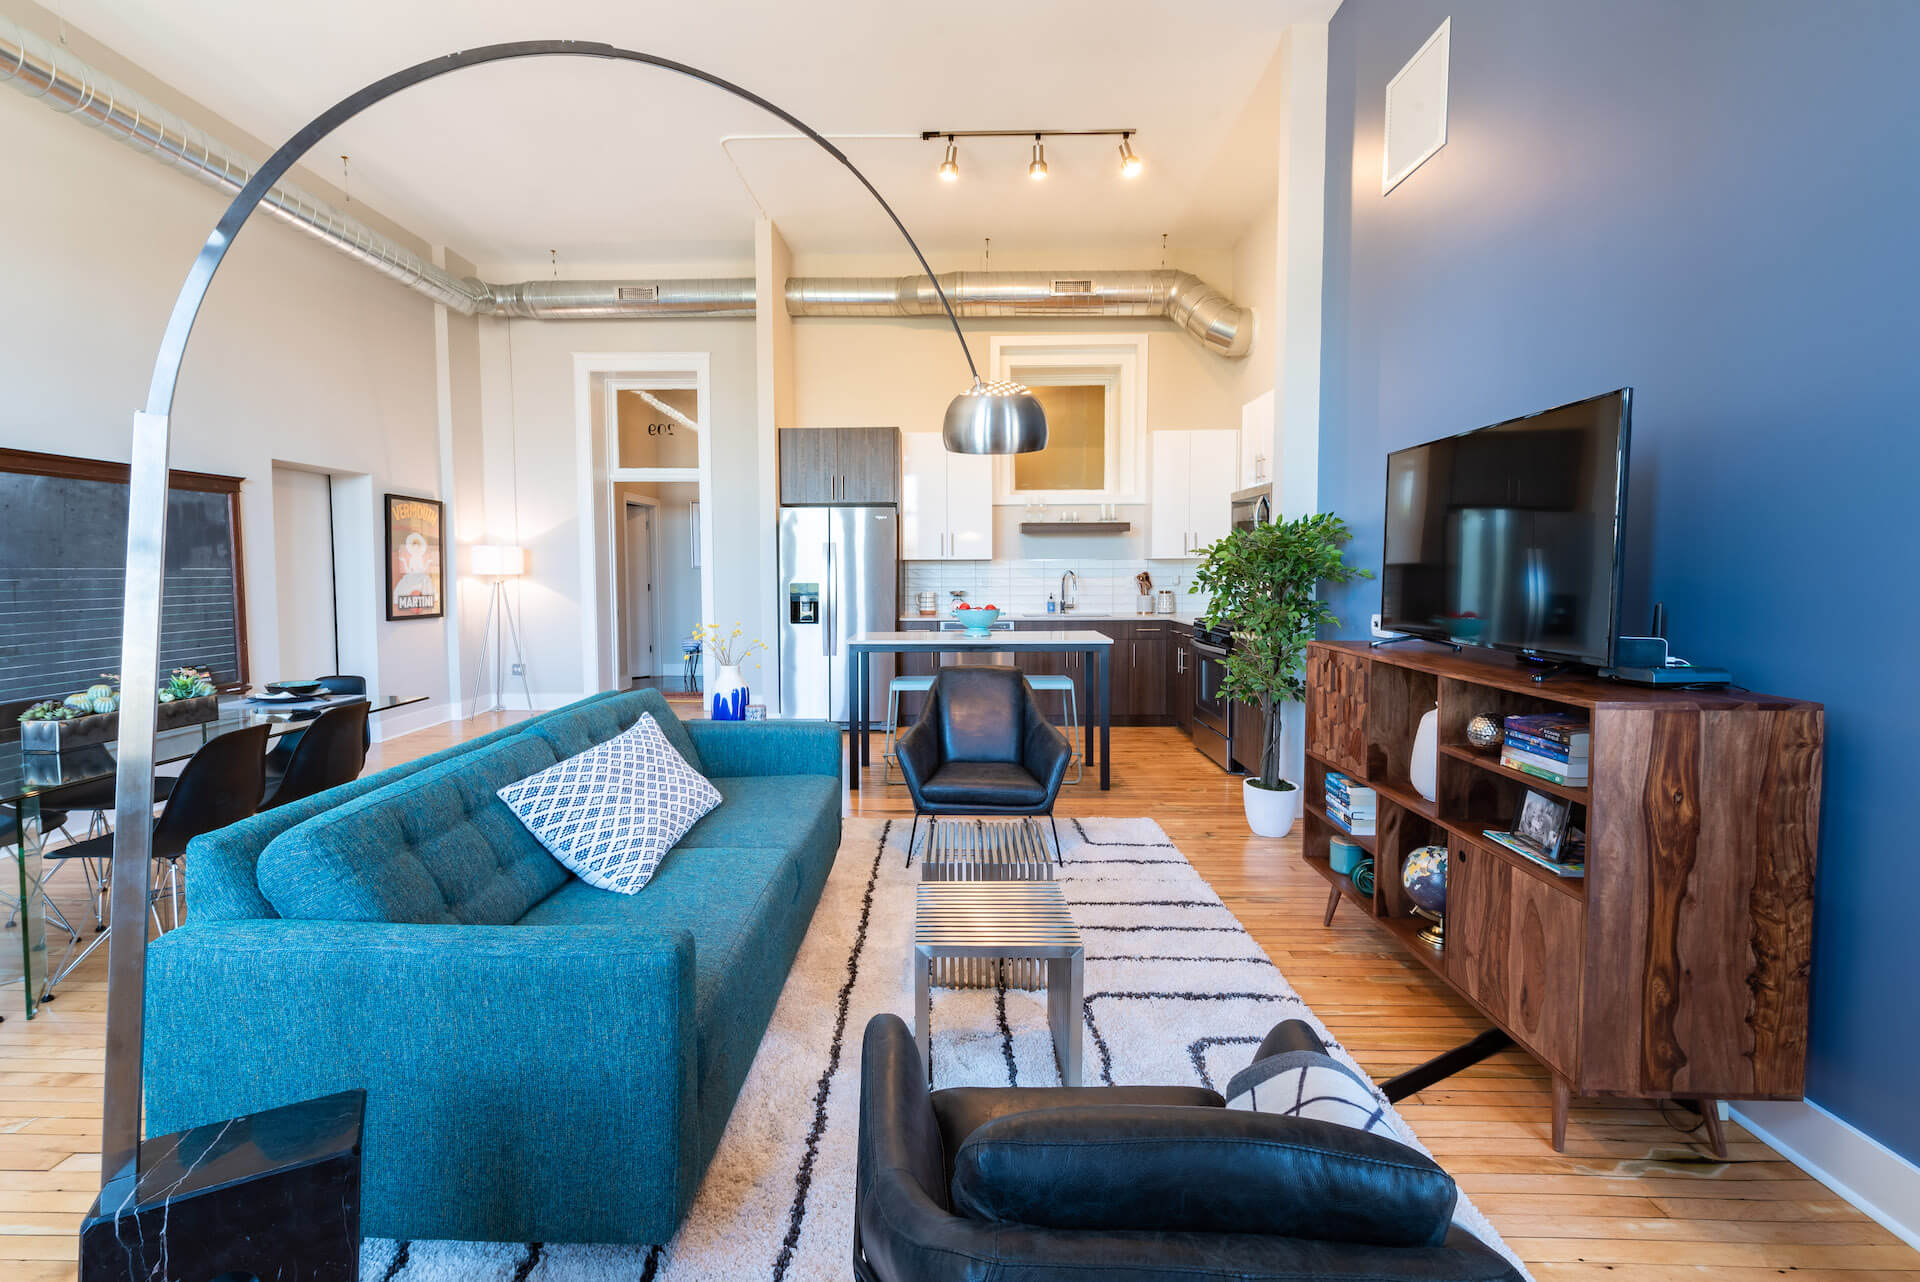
[1301,640,1823,1151]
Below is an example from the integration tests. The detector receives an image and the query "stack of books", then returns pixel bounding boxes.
[1482,828,1587,878]
[1324,772,1377,836]
[1500,713,1591,786]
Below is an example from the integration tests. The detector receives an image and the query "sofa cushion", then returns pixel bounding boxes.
[919,761,1047,807]
[256,735,569,925]
[498,715,720,894]
[949,1104,1457,1246]
[526,688,704,775]
[673,774,841,851]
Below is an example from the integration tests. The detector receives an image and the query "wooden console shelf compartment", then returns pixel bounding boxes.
[1301,639,1823,1153]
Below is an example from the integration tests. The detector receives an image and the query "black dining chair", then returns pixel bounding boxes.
[261,701,368,810]
[45,723,268,942]
[2,802,81,942]
[894,666,1074,860]
[265,674,371,774]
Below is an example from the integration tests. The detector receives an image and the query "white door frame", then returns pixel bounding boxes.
[621,497,661,681]
[573,351,714,698]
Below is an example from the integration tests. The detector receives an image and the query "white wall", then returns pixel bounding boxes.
[473,317,763,702]
[270,466,337,679]
[0,0,455,736]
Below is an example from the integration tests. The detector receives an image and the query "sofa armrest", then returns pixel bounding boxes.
[687,718,842,779]
[144,919,697,1244]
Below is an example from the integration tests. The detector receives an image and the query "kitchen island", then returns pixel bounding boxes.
[847,630,1115,790]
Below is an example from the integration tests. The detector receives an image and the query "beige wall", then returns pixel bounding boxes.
[0,0,453,733]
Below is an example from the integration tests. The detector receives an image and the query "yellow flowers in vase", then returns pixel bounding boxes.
[691,623,766,720]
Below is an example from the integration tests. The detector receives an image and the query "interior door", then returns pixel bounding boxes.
[900,432,948,559]
[1150,432,1191,558]
[623,503,654,679]
[945,449,994,560]
[271,465,337,679]
[1188,428,1239,553]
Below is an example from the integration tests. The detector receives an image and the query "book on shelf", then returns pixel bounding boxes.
[1503,727,1590,761]
[1503,713,1590,751]
[1481,828,1586,878]
[1500,748,1589,785]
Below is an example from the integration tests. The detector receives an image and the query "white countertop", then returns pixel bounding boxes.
[854,630,1114,646]
[898,612,1201,626]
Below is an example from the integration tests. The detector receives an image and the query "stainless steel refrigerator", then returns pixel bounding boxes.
[778,505,897,722]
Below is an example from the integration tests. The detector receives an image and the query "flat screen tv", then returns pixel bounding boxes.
[1378,389,1631,668]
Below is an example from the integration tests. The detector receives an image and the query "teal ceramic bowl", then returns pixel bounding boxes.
[954,606,1001,637]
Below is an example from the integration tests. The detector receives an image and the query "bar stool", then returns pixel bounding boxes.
[1026,674,1083,784]
[882,675,935,784]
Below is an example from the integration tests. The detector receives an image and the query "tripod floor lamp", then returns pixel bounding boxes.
[470,544,533,712]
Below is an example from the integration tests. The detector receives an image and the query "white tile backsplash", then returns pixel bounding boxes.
[903,558,1211,618]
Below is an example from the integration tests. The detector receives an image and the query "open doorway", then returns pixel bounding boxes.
[615,484,701,691]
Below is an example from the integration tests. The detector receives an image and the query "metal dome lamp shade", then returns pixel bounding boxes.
[85,39,1043,1273]
[944,377,1049,454]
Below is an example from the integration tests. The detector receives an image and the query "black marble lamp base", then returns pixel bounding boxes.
[80,1089,365,1282]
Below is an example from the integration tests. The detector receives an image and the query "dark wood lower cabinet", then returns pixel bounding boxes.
[1169,628,1194,735]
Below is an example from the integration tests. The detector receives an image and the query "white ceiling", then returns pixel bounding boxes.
[39,0,1337,271]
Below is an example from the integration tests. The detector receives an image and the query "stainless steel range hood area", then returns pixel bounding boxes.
[0,15,1251,356]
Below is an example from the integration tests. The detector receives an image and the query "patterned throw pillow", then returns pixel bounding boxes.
[1224,1045,1395,1136]
[496,713,720,894]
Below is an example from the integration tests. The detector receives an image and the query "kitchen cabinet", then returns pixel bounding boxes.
[1011,620,1180,726]
[1240,390,1274,489]
[901,431,993,560]
[778,427,899,505]
[1169,625,1194,734]
[1149,429,1239,558]
[1127,621,1170,722]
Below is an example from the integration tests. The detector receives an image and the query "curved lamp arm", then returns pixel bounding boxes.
[102,38,1037,1191]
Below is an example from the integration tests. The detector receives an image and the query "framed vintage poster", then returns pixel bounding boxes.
[384,493,445,620]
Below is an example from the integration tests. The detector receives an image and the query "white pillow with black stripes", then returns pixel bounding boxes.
[1223,1043,1396,1136]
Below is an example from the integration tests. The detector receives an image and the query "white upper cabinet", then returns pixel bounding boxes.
[1151,429,1240,558]
[902,432,994,561]
[1240,390,1274,488]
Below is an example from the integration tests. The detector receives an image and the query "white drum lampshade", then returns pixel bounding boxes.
[469,544,527,578]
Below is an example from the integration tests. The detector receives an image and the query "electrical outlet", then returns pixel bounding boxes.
[511,663,526,676]
[1370,613,1405,640]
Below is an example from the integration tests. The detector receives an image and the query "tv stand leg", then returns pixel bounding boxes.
[1552,1075,1571,1151]
[1323,883,1341,926]
[1696,1098,1729,1159]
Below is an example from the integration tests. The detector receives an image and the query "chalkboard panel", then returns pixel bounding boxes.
[0,454,246,708]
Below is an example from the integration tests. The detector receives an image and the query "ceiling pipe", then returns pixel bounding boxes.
[0,16,1251,354]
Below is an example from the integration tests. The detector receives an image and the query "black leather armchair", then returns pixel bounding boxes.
[895,666,1072,852]
[855,1013,1522,1282]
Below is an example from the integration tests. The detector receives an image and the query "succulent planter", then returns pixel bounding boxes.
[158,694,219,730]
[20,713,118,754]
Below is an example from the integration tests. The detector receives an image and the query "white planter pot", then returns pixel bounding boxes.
[710,663,749,720]
[1243,778,1301,838]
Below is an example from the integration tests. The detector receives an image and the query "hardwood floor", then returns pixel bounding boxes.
[2,717,1911,1280]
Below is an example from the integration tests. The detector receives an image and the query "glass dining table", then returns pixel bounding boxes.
[2,692,426,1019]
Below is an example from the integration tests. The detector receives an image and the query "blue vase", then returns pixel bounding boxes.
[711,664,749,720]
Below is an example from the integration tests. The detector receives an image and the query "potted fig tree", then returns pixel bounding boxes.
[1192,512,1370,837]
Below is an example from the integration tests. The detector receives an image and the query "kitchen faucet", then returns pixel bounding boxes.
[1059,569,1078,613]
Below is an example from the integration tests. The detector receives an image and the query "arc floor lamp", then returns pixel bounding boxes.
[87,38,1046,1269]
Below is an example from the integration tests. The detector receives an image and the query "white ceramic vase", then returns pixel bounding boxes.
[1243,778,1301,838]
[1410,706,1439,802]
[711,663,749,720]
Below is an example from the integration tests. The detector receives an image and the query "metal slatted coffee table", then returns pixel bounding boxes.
[913,880,1084,1086]
[919,818,1058,989]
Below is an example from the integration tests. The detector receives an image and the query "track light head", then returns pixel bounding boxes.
[1028,136,1048,181]
[938,137,959,182]
[1118,135,1142,178]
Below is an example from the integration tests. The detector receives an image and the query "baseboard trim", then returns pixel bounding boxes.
[1731,1099,1920,1250]
[369,701,456,744]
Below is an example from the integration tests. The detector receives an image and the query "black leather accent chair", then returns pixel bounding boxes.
[855,1013,1522,1282]
[894,666,1072,854]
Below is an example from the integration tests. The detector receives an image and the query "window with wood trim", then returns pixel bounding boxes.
[0,448,248,713]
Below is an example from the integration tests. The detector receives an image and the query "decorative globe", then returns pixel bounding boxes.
[1401,844,1448,918]
[1466,714,1502,750]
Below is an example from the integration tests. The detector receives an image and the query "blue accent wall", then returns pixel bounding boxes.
[1321,0,1920,1162]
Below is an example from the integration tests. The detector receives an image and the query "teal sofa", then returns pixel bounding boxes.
[144,689,843,1246]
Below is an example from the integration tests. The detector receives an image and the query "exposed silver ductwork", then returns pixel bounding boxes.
[785,270,1252,357]
[1,17,1250,352]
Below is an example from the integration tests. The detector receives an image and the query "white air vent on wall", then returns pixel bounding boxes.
[1049,279,1095,295]
[617,285,661,302]
[1383,17,1450,194]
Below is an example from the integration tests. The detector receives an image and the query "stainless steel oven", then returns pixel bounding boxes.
[1191,624,1238,772]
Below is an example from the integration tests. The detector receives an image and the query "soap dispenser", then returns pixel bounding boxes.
[1047,594,1057,614]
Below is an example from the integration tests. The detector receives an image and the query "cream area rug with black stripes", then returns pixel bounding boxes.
[363,817,1527,1281]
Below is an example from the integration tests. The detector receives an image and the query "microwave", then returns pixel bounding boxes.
[1230,484,1272,532]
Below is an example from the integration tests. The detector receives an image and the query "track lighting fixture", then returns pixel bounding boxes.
[924,128,1138,183]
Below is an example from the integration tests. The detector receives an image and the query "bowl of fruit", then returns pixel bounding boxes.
[951,602,1002,637]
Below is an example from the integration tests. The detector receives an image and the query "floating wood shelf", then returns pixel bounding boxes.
[1018,521,1131,535]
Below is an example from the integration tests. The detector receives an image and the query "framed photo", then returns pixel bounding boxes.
[384,494,445,620]
[1512,789,1572,860]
